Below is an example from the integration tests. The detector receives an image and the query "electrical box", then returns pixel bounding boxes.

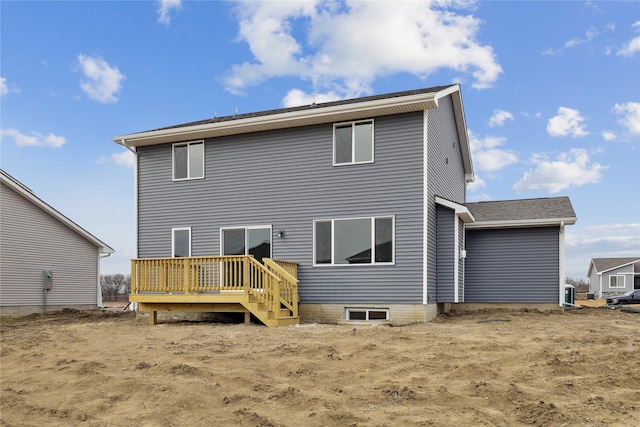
[43,270,53,290]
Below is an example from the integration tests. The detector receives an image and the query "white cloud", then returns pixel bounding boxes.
[618,36,640,56]
[468,131,518,172]
[282,88,342,107]
[111,150,135,167]
[617,21,640,57]
[565,223,640,277]
[0,77,8,96]
[466,175,486,192]
[547,107,590,137]
[565,28,597,48]
[613,102,640,135]
[488,109,514,127]
[601,131,617,141]
[0,128,66,148]
[77,54,125,103]
[1,77,19,96]
[513,149,606,194]
[226,1,502,97]
[157,0,182,25]
[568,227,640,250]
[97,150,135,167]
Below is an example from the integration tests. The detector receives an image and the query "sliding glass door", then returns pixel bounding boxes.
[222,226,271,263]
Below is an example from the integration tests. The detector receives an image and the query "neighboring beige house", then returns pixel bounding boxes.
[0,170,114,315]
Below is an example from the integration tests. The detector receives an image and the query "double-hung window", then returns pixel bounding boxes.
[610,275,625,288]
[173,141,204,180]
[172,227,191,257]
[314,216,394,265]
[333,120,374,165]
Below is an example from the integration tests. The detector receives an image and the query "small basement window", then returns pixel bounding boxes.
[346,308,389,321]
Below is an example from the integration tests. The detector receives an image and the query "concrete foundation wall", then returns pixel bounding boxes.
[0,304,98,316]
[300,303,437,324]
[449,303,562,314]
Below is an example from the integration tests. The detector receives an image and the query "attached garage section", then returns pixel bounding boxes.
[465,227,560,303]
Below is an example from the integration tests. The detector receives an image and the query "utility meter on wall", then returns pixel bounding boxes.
[43,270,53,290]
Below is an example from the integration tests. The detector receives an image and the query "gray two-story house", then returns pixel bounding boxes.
[113,84,576,326]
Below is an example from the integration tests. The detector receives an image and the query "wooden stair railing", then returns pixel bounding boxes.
[130,256,299,326]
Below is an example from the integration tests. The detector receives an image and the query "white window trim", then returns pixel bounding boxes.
[171,227,191,257]
[313,215,395,266]
[172,140,205,181]
[609,275,625,288]
[345,308,390,321]
[332,119,374,166]
[220,225,273,258]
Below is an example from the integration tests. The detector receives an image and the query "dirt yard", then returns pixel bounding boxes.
[1,307,639,427]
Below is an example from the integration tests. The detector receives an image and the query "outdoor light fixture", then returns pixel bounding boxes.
[277,230,285,238]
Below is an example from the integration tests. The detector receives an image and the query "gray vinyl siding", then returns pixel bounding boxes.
[601,264,634,293]
[436,205,455,302]
[0,183,99,307]
[465,227,560,303]
[426,95,466,303]
[137,111,425,304]
[458,217,465,302]
[588,271,599,295]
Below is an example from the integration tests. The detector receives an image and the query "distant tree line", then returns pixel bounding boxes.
[565,277,589,293]
[101,274,131,301]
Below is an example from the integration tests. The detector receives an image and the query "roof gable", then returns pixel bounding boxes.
[589,257,640,275]
[0,170,114,254]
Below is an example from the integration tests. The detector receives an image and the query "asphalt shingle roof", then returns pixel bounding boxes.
[153,84,456,132]
[590,258,640,273]
[465,196,576,222]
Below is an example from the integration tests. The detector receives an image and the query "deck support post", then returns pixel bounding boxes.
[149,310,157,325]
[244,311,250,325]
[183,258,190,293]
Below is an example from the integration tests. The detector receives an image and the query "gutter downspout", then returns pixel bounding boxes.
[559,221,565,307]
[422,109,429,308]
[98,251,111,308]
[116,139,138,311]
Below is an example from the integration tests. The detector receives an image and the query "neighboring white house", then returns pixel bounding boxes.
[0,170,114,315]
[587,257,640,299]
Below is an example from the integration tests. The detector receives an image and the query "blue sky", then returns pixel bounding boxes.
[1,0,639,279]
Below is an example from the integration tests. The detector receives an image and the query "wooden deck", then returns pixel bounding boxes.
[130,256,299,327]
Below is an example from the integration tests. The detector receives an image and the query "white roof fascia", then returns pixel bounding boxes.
[434,85,474,184]
[0,171,114,254]
[587,260,596,277]
[434,196,475,223]
[466,217,577,229]
[113,91,443,147]
[595,259,640,275]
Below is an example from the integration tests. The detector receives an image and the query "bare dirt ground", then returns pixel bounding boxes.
[1,307,639,427]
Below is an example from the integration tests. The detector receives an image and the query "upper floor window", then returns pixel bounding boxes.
[610,275,625,288]
[172,227,191,257]
[173,141,204,180]
[334,120,374,165]
[314,216,394,266]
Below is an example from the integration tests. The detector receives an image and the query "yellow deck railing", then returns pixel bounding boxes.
[130,256,298,316]
[264,259,300,317]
